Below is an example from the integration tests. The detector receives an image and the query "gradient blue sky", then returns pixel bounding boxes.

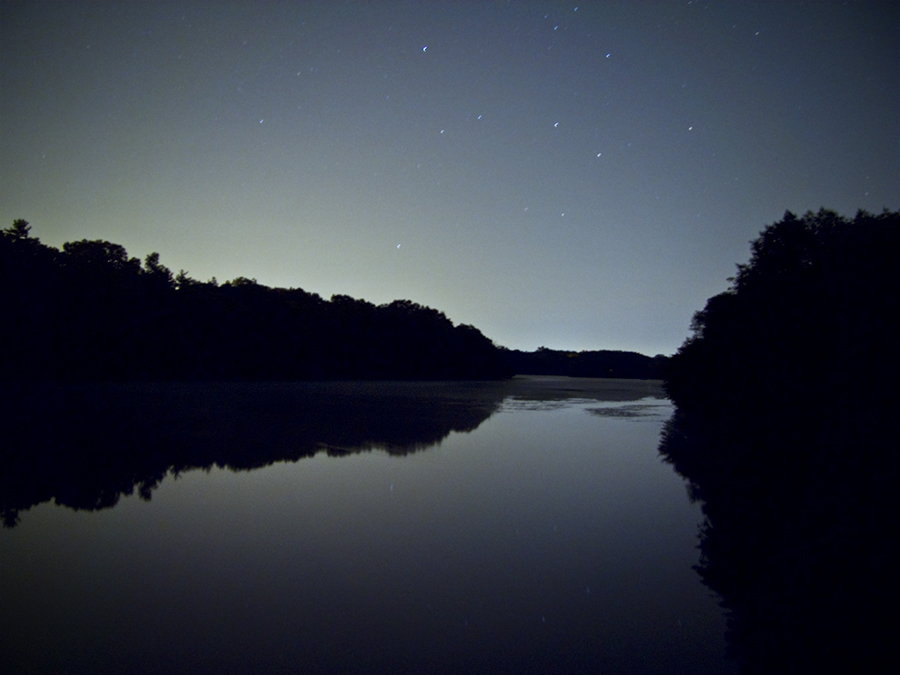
[2,1,897,355]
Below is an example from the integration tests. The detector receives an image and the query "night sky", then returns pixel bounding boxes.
[2,2,897,356]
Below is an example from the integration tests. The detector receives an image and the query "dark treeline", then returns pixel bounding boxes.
[659,209,899,673]
[1,220,665,382]
[0,220,509,381]
[503,346,666,379]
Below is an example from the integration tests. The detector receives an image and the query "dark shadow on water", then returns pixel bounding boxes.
[1,376,663,527]
[658,408,896,674]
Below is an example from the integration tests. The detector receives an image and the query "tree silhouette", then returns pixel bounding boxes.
[1,221,512,381]
[660,208,899,673]
[4,219,33,240]
[142,252,174,288]
[62,239,142,276]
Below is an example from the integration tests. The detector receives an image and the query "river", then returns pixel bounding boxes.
[0,377,733,674]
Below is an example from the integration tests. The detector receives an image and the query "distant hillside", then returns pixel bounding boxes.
[502,347,667,380]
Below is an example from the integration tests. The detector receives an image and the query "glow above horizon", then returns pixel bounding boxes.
[1,1,897,355]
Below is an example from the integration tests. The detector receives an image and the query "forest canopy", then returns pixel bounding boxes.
[1,220,667,381]
[659,207,899,672]
[664,207,898,413]
[0,221,509,381]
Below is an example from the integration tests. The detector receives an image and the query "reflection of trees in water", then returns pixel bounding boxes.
[660,409,895,673]
[1,377,663,527]
[0,382,500,527]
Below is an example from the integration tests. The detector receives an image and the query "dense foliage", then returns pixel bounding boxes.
[0,221,509,380]
[660,209,899,673]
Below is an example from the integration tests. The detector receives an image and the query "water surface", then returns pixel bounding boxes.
[1,378,732,674]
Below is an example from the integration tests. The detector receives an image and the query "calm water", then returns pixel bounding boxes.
[1,378,732,674]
